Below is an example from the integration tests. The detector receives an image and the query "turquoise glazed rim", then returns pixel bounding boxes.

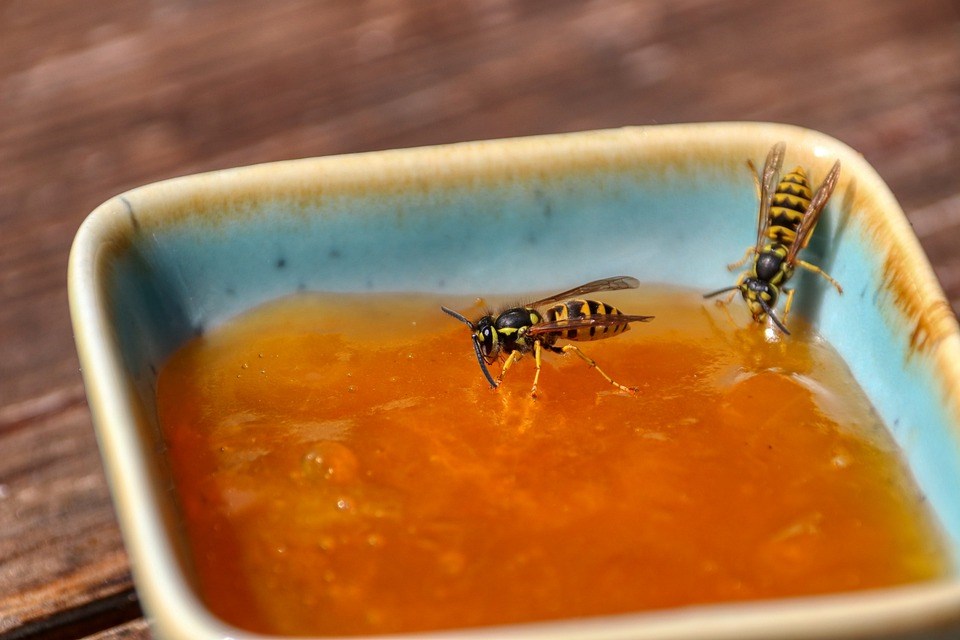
[69,122,960,640]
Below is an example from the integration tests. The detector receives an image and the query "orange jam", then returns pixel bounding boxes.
[156,286,950,636]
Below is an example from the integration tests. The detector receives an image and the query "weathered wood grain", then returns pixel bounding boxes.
[2,1,958,637]
[84,618,150,640]
[0,404,132,633]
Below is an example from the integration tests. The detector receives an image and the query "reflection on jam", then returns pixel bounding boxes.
[157,286,950,636]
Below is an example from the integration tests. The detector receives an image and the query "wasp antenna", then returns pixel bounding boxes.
[440,305,475,328]
[471,337,499,389]
[758,298,791,335]
[703,286,740,299]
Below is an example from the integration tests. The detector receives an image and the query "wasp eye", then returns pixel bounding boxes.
[475,326,498,358]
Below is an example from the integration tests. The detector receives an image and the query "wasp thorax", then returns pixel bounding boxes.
[754,251,784,281]
[493,308,538,330]
[493,307,543,353]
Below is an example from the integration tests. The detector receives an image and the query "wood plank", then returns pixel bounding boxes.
[0,405,133,633]
[0,590,140,640]
[83,618,150,640]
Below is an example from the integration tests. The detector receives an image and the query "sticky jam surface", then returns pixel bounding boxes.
[156,287,950,636]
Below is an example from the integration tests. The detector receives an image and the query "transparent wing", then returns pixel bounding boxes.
[529,276,640,308]
[754,141,786,252]
[786,159,841,264]
[527,313,654,336]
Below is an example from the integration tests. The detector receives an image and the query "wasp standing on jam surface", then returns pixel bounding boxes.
[441,276,653,398]
[704,141,843,335]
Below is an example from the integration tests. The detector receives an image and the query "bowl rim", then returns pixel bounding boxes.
[68,121,960,640]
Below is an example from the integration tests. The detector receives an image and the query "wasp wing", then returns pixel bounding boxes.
[528,276,640,308]
[786,159,841,264]
[753,141,786,253]
[527,313,654,336]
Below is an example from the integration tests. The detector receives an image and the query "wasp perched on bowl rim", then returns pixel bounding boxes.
[704,141,843,335]
[441,276,653,398]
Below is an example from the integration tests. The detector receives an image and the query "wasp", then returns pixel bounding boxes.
[704,142,842,335]
[441,276,653,397]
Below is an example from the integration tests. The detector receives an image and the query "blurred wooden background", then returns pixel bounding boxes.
[2,1,959,637]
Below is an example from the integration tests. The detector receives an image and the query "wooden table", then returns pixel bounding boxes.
[2,1,959,637]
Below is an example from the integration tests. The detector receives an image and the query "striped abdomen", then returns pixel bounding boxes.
[544,299,631,341]
[767,166,812,245]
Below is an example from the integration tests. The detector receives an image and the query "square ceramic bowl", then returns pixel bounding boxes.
[69,123,960,639]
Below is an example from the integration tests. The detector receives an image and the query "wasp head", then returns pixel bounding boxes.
[740,277,789,335]
[440,306,500,389]
[703,279,790,335]
[472,315,501,363]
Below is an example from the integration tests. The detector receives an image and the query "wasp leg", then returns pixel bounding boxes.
[782,287,795,324]
[796,260,843,294]
[560,345,637,394]
[727,246,756,271]
[721,160,763,271]
[726,159,763,272]
[714,296,740,330]
[747,158,763,199]
[497,351,523,387]
[529,340,544,399]
[711,284,741,309]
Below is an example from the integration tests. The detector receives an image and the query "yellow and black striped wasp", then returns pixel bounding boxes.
[441,276,653,397]
[704,142,842,335]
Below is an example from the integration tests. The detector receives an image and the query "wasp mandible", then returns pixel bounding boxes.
[704,142,842,335]
[441,276,653,398]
